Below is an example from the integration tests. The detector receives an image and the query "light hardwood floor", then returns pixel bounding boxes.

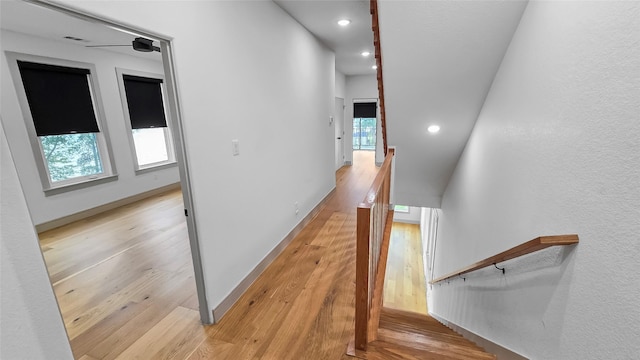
[383,222,428,314]
[40,150,389,359]
[39,188,200,359]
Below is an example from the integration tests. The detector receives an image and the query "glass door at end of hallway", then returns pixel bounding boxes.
[353,117,376,151]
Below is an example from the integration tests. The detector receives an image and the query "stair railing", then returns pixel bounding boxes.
[430,235,579,284]
[370,0,387,155]
[354,148,395,351]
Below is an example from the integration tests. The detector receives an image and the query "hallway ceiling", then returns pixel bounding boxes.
[0,0,161,61]
[378,0,528,207]
[274,0,375,76]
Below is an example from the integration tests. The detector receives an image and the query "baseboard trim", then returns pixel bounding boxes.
[35,183,181,233]
[344,161,352,165]
[212,187,337,322]
[429,313,528,360]
[393,219,420,225]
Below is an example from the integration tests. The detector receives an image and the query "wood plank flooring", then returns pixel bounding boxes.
[349,308,496,360]
[39,151,378,359]
[39,188,199,359]
[383,222,428,314]
[40,150,487,359]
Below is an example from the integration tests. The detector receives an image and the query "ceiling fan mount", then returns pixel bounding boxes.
[85,37,160,53]
[131,37,159,52]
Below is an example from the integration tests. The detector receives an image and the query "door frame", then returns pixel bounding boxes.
[21,0,210,324]
[352,98,379,156]
[334,97,345,170]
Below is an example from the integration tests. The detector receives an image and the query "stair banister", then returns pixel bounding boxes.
[354,148,395,351]
[430,234,579,284]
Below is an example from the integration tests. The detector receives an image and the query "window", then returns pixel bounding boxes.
[117,69,175,172]
[8,54,116,193]
[353,102,377,151]
[353,118,376,150]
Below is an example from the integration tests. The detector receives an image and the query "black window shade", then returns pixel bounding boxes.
[354,102,377,118]
[17,61,99,136]
[122,75,167,129]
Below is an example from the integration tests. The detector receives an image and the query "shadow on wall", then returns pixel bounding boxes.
[432,245,578,357]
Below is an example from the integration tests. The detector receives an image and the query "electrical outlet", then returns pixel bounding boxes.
[294,202,299,215]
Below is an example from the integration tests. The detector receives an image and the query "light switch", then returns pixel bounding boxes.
[232,139,240,156]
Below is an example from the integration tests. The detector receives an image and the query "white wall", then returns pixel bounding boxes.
[392,205,421,224]
[1,125,74,360]
[0,30,178,226]
[432,1,640,359]
[48,0,336,322]
[344,74,382,164]
[335,70,346,99]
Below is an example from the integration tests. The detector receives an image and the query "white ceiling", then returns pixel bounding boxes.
[0,0,161,62]
[274,0,376,76]
[2,0,529,209]
[378,0,528,208]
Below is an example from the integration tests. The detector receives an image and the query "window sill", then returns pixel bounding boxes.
[44,174,119,196]
[135,161,177,175]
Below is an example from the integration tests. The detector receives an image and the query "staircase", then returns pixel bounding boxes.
[349,307,496,359]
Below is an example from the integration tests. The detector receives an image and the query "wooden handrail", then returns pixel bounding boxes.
[359,149,394,209]
[354,149,395,351]
[430,234,579,284]
[370,0,388,156]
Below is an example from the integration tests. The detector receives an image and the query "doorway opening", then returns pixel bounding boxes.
[0,0,209,357]
[353,117,376,151]
[352,101,377,151]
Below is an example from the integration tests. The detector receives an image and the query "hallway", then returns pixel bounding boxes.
[39,150,494,359]
[192,150,381,359]
[41,151,381,359]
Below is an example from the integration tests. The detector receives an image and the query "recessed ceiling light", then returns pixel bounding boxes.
[337,19,351,26]
[361,51,371,57]
[427,125,441,134]
[372,65,378,70]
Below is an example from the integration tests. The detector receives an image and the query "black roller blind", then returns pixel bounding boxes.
[122,75,167,129]
[17,61,99,136]
[354,102,377,118]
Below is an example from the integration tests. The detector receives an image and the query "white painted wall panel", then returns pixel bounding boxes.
[50,0,336,319]
[1,126,74,360]
[432,1,640,358]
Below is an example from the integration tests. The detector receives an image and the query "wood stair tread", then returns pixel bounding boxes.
[363,340,470,360]
[347,307,496,360]
[377,328,496,360]
[380,309,464,337]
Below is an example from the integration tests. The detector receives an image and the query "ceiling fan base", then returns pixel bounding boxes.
[132,37,160,53]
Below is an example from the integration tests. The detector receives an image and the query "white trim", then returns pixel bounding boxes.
[44,174,118,197]
[115,67,177,172]
[134,161,177,175]
[353,97,379,103]
[37,182,179,232]
[17,0,211,325]
[393,219,420,225]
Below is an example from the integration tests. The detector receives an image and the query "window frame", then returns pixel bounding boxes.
[115,67,176,173]
[5,52,118,195]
